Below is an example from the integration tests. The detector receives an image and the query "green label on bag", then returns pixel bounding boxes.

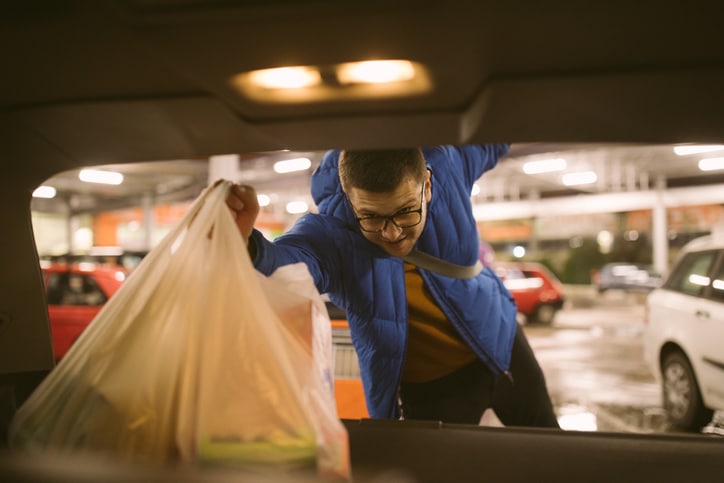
[198,436,317,467]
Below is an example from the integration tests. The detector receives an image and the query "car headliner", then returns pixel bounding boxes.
[2,1,724,481]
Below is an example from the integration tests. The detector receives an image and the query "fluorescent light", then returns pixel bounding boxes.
[79,169,123,185]
[273,157,311,174]
[674,144,724,156]
[33,185,56,198]
[257,194,271,207]
[337,60,416,85]
[247,66,321,89]
[523,158,567,174]
[698,157,724,171]
[286,201,308,214]
[562,171,597,186]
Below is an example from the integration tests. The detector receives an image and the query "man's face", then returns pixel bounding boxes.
[346,171,432,258]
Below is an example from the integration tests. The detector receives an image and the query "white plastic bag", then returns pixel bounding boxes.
[10,181,350,478]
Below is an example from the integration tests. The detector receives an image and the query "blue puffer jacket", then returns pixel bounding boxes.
[250,144,518,418]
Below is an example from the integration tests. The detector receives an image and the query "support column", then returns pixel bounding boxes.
[60,197,73,255]
[208,154,240,184]
[142,192,155,250]
[67,213,79,255]
[652,176,668,275]
[528,190,540,258]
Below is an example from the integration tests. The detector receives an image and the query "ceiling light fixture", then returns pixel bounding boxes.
[273,157,312,174]
[247,66,322,89]
[336,60,416,85]
[562,171,597,186]
[257,194,271,207]
[523,158,567,174]
[673,144,724,156]
[231,59,431,103]
[698,157,724,171]
[32,185,56,198]
[79,169,123,185]
[286,200,309,214]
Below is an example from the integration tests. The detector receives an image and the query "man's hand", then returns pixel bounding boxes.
[224,183,260,243]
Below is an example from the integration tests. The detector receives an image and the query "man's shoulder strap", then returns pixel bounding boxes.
[402,249,483,279]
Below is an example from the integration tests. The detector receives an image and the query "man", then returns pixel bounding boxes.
[225,145,559,428]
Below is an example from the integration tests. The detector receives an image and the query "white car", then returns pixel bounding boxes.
[644,231,724,431]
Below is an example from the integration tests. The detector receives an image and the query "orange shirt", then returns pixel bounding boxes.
[402,263,477,383]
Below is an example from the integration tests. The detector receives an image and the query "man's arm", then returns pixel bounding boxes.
[458,144,511,183]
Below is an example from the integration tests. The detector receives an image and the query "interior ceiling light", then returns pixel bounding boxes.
[336,60,415,85]
[562,171,597,186]
[247,66,322,90]
[522,158,567,174]
[673,144,724,155]
[32,185,56,198]
[79,169,124,185]
[230,59,431,104]
[698,157,724,171]
[273,157,312,174]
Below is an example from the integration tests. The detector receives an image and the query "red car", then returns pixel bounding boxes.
[493,261,565,325]
[40,262,127,361]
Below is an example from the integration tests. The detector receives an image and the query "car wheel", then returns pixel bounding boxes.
[532,304,557,325]
[661,351,713,431]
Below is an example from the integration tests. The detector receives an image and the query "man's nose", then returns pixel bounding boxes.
[380,219,403,239]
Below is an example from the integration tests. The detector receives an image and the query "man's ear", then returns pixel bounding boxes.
[425,169,432,202]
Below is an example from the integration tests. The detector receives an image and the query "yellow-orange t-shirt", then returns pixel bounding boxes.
[402,263,478,383]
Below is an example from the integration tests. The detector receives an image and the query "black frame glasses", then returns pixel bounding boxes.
[351,184,426,233]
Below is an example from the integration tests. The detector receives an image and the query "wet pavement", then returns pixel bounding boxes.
[520,286,680,434]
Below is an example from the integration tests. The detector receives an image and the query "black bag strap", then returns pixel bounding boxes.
[402,249,483,279]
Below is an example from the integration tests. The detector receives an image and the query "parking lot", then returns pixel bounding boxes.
[523,286,672,433]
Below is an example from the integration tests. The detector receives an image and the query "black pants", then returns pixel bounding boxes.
[399,324,560,428]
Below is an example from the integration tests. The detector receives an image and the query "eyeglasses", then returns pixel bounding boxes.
[351,184,425,233]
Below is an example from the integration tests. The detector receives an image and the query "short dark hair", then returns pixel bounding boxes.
[339,148,427,192]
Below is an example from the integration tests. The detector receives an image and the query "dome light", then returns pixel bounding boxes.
[247,66,321,89]
[337,60,416,85]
